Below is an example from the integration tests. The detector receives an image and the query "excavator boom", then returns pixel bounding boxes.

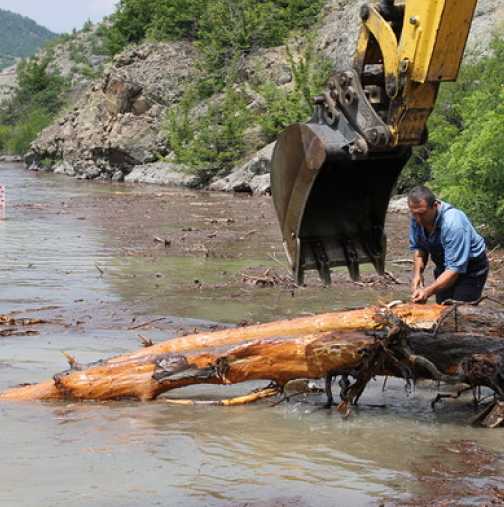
[271,0,477,284]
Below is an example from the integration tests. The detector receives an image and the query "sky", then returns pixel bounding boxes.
[0,0,118,34]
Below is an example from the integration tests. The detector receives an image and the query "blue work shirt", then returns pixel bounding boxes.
[409,201,486,274]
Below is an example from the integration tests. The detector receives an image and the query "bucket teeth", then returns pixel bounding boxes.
[311,241,332,286]
[342,240,361,282]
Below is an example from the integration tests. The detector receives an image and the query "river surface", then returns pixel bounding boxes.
[1,163,503,507]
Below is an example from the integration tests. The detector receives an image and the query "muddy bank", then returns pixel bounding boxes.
[58,181,504,298]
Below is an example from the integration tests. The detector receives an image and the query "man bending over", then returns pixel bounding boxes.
[408,186,489,304]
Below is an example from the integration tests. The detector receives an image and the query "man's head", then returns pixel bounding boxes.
[407,186,439,228]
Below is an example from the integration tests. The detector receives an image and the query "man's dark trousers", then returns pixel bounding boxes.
[434,252,489,304]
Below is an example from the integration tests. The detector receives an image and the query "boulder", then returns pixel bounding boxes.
[388,195,409,213]
[124,161,200,188]
[103,73,143,115]
[209,142,275,194]
[53,161,75,176]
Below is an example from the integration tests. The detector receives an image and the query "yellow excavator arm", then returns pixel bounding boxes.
[270,0,477,285]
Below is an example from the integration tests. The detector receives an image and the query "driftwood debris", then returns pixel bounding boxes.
[1,302,504,427]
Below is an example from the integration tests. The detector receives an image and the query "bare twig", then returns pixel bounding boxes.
[128,317,167,330]
[267,253,298,285]
[163,386,281,406]
[63,352,82,370]
[390,259,414,265]
[138,334,154,348]
[384,271,406,285]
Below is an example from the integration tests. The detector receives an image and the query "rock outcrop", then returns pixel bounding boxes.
[27,42,197,181]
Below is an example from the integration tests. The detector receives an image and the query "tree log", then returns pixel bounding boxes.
[1,302,504,427]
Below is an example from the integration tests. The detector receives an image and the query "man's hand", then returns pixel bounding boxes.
[411,273,424,292]
[411,287,430,304]
[411,270,459,304]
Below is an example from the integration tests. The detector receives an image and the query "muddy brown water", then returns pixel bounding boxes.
[1,163,503,507]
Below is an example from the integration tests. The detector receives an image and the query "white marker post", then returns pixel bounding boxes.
[0,185,5,220]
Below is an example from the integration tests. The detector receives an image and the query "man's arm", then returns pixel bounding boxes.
[412,269,459,303]
[411,249,428,291]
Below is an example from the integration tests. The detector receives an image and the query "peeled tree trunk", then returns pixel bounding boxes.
[1,302,504,427]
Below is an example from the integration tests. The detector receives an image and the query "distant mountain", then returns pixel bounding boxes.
[0,9,57,70]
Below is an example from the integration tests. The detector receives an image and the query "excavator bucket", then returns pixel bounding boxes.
[271,119,410,285]
[270,0,478,285]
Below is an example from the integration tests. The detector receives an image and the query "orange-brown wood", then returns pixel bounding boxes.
[110,303,448,362]
[2,303,502,404]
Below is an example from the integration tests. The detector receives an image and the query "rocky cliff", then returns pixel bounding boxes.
[27,42,197,180]
[24,0,504,191]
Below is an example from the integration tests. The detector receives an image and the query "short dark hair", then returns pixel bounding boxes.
[408,186,437,207]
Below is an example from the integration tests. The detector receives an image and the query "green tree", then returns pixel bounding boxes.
[0,56,69,154]
[428,34,504,241]
[431,90,504,241]
[4,108,53,154]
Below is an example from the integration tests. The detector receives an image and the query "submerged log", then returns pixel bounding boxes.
[1,302,504,427]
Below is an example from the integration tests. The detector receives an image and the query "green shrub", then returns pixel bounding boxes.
[69,42,88,64]
[4,108,53,155]
[165,85,251,175]
[0,125,10,152]
[0,56,69,155]
[82,19,94,32]
[102,0,205,54]
[257,43,332,141]
[79,64,98,79]
[11,58,68,118]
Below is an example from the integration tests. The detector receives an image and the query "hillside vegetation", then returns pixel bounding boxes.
[0,9,56,69]
[0,18,109,155]
[106,0,330,174]
[103,0,326,92]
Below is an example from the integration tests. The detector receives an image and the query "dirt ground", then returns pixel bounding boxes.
[68,185,504,300]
